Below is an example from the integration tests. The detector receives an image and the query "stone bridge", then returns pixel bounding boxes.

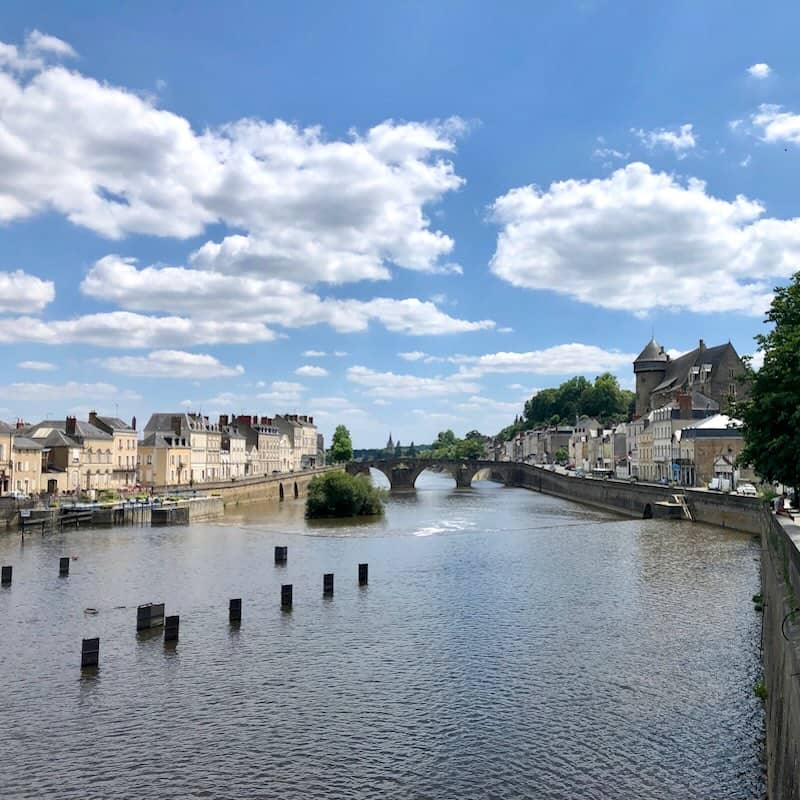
[346,458,513,491]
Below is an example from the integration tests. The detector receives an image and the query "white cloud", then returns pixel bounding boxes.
[740,155,752,168]
[257,380,306,407]
[303,350,326,357]
[451,344,635,378]
[749,350,764,371]
[398,351,428,361]
[0,34,464,284]
[0,381,139,401]
[17,360,55,371]
[751,104,800,144]
[593,147,629,161]
[632,124,696,157]
[497,326,514,333]
[100,350,244,378]
[296,365,329,377]
[0,311,275,347]
[490,162,797,316]
[334,351,348,357]
[80,256,494,335]
[373,398,391,406]
[347,366,480,398]
[747,63,771,79]
[0,270,54,312]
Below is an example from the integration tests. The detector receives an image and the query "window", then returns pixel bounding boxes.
[119,440,123,449]
[147,455,153,465]
[118,456,122,466]
[728,367,735,379]
[729,384,737,397]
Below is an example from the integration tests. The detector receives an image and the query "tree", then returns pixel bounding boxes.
[330,424,353,463]
[738,272,800,498]
[408,441,417,457]
[554,447,569,465]
[306,471,384,518]
[394,440,402,458]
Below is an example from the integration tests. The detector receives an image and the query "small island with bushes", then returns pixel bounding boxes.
[305,470,385,519]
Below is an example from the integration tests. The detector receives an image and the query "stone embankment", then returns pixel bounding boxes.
[154,465,341,507]
[761,511,800,800]
[512,463,763,534]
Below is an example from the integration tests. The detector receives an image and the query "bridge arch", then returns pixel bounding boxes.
[346,459,509,492]
[279,483,285,501]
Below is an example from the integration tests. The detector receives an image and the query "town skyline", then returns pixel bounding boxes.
[1,3,796,446]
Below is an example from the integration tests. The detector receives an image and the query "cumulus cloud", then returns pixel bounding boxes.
[0,33,464,285]
[100,350,244,378]
[303,350,326,357]
[0,270,54,312]
[17,360,55,370]
[632,124,696,157]
[450,344,635,378]
[80,256,494,335]
[0,311,275,347]
[490,162,797,316]
[295,365,329,377]
[751,104,800,144]
[0,381,138,401]
[398,351,428,361]
[747,63,771,79]
[347,366,480,398]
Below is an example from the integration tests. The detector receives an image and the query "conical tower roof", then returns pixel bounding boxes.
[635,338,667,362]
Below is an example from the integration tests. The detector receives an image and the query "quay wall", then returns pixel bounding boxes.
[509,464,763,534]
[761,512,800,800]
[159,466,342,507]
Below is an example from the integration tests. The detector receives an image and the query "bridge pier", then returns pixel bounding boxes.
[452,467,476,489]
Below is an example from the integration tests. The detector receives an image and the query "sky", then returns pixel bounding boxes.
[0,0,798,447]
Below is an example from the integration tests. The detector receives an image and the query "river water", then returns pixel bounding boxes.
[1,472,764,799]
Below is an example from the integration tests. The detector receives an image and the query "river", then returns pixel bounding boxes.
[0,471,765,799]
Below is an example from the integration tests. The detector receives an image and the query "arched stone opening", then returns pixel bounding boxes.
[279,483,285,501]
[643,503,653,519]
[293,482,299,499]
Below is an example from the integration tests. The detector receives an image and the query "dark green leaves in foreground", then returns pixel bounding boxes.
[306,471,385,518]
[738,271,800,493]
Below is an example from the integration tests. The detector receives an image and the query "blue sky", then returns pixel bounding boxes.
[1,0,798,446]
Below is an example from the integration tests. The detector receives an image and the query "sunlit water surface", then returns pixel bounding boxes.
[0,472,764,799]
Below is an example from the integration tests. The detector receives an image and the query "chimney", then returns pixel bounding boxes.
[677,391,692,419]
[131,416,136,431]
[309,416,313,425]
[698,339,706,351]
[219,414,229,428]
[88,410,98,426]
[66,416,77,436]
[15,418,24,430]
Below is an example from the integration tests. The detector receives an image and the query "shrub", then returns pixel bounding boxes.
[306,471,385,519]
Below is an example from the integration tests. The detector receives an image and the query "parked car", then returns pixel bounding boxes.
[657,477,669,486]
[736,483,758,497]
[8,491,29,500]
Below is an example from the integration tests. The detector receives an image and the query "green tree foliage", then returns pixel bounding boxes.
[394,440,402,458]
[738,272,800,495]
[554,447,569,464]
[428,429,486,459]
[305,471,385,518]
[500,374,634,440]
[329,424,353,463]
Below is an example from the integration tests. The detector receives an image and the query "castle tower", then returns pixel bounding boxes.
[633,338,668,417]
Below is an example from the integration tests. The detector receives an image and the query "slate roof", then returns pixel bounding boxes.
[12,436,42,450]
[140,431,190,448]
[652,343,734,394]
[29,420,112,441]
[96,416,134,432]
[635,338,668,362]
[0,420,13,433]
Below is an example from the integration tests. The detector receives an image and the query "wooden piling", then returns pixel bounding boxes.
[274,545,288,565]
[164,615,180,642]
[281,584,293,608]
[137,602,165,631]
[229,598,242,623]
[358,563,368,586]
[1,565,11,585]
[81,637,99,668]
[59,557,70,576]
[323,573,334,596]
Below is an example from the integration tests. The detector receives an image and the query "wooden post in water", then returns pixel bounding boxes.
[59,557,70,576]
[358,563,369,586]
[164,615,180,642]
[1,565,11,585]
[281,584,293,609]
[81,637,99,668]
[323,573,334,596]
[229,598,242,623]
[274,545,288,565]
[137,602,165,631]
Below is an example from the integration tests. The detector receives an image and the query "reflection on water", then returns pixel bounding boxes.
[0,471,764,799]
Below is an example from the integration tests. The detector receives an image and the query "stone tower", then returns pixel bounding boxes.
[385,432,394,454]
[633,338,668,417]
